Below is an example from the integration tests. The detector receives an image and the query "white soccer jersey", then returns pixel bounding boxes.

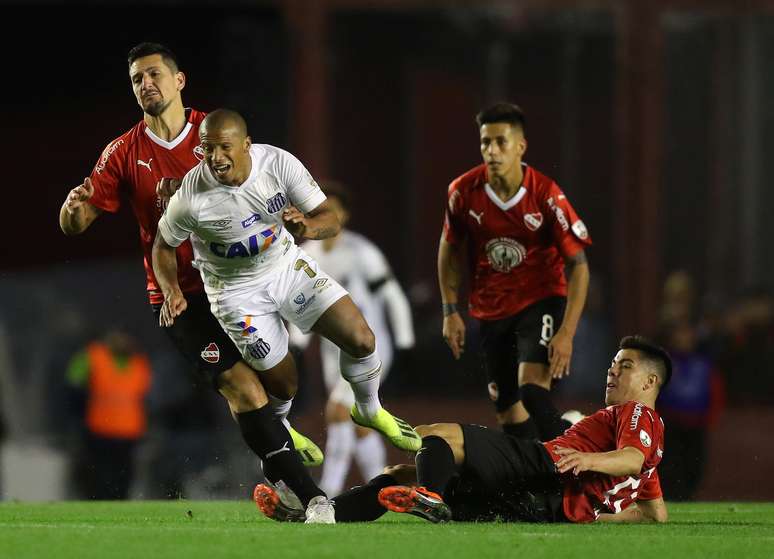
[158,144,326,287]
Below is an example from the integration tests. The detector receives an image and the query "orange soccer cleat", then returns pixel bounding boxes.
[377,485,452,523]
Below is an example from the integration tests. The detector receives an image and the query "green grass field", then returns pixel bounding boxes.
[1,501,772,559]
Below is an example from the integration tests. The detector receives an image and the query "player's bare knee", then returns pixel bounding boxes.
[347,323,376,357]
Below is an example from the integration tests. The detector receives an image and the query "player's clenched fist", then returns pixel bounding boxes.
[282,205,307,239]
[156,177,182,203]
[64,177,95,214]
[159,290,188,327]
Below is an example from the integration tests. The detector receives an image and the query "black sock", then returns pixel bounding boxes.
[236,407,324,506]
[520,384,571,441]
[416,436,457,497]
[502,418,540,439]
[332,474,397,522]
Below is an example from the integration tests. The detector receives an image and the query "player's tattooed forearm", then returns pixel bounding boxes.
[309,226,337,239]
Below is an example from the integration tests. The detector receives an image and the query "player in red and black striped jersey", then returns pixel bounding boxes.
[438,102,591,440]
[253,336,669,524]
[58,42,328,513]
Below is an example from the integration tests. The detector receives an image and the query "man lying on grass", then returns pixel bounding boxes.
[255,335,669,524]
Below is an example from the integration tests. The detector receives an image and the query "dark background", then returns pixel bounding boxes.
[1,0,773,501]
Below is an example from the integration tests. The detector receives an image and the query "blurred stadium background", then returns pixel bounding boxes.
[1,0,773,503]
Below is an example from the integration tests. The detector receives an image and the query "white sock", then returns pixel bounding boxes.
[354,432,386,481]
[339,350,382,420]
[319,422,356,496]
[268,394,293,429]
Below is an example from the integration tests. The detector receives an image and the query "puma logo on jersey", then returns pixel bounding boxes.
[469,209,484,225]
[137,158,153,172]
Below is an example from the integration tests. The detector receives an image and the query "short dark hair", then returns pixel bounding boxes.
[319,180,351,211]
[475,102,526,131]
[127,42,179,72]
[619,335,672,389]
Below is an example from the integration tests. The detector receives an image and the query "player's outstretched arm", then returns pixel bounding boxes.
[597,498,668,523]
[59,177,102,235]
[152,233,187,327]
[548,250,589,379]
[438,237,466,360]
[553,445,645,477]
[282,199,340,240]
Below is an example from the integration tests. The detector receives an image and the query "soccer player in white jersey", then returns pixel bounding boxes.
[289,181,415,496]
[152,109,421,523]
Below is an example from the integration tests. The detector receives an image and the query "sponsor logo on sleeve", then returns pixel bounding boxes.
[572,220,589,240]
[448,189,462,213]
[630,403,643,430]
[95,139,125,174]
[200,342,220,363]
[639,429,652,448]
[267,192,287,214]
[524,212,544,231]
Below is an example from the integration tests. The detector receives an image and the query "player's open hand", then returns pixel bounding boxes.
[553,446,593,476]
[282,205,308,239]
[159,290,188,327]
[443,313,466,360]
[64,177,95,215]
[156,178,182,204]
[548,327,573,379]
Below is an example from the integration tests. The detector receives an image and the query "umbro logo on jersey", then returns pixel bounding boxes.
[200,342,220,363]
[524,212,543,231]
[266,192,287,214]
[469,209,483,225]
[247,338,271,360]
[212,218,232,229]
[137,158,153,172]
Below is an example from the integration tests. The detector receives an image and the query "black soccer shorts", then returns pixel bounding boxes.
[478,296,566,412]
[445,423,565,523]
[152,290,242,387]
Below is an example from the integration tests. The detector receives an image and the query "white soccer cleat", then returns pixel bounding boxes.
[304,495,336,524]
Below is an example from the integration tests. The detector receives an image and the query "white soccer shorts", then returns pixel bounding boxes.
[209,246,348,371]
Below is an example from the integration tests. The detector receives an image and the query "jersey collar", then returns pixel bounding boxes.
[144,120,193,150]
